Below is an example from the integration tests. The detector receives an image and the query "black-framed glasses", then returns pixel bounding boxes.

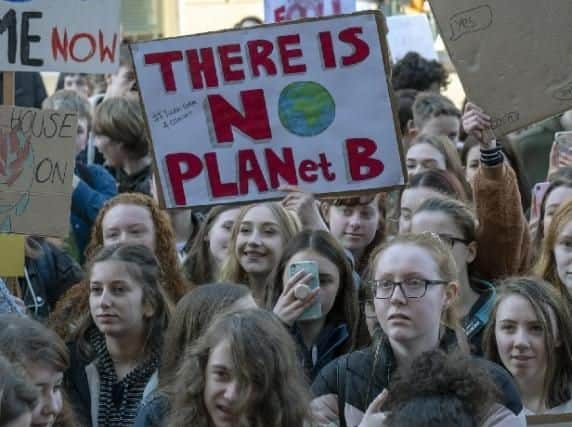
[437,234,470,248]
[371,279,448,299]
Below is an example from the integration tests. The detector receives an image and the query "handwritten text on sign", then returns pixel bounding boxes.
[132,12,405,208]
[265,0,355,23]
[0,0,120,73]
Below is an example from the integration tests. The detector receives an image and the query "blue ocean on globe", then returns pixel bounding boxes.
[278,81,335,137]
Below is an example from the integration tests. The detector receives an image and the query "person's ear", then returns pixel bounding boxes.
[466,241,478,264]
[320,201,330,226]
[143,300,156,319]
[407,119,419,139]
[443,281,459,308]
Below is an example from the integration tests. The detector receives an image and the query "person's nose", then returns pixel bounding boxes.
[99,288,112,308]
[513,327,531,350]
[247,229,262,246]
[42,389,62,416]
[389,283,408,305]
[223,380,239,401]
[348,212,361,229]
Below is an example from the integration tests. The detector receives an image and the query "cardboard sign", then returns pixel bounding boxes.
[131,12,406,209]
[265,0,355,23]
[0,233,24,276]
[0,107,76,237]
[0,0,120,73]
[429,0,572,136]
[527,413,572,426]
[386,14,437,62]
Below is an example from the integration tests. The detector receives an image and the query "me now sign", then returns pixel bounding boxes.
[0,0,120,73]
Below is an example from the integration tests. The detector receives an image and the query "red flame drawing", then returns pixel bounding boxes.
[0,128,31,187]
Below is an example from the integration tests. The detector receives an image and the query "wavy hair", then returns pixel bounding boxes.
[167,309,312,427]
[483,277,572,409]
[50,193,188,341]
[73,244,172,360]
[265,230,359,354]
[160,282,252,389]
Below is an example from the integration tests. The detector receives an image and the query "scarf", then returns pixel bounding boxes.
[89,329,160,427]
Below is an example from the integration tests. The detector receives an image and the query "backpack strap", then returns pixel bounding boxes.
[336,357,348,427]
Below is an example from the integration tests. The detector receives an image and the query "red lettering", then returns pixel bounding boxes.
[277,34,306,74]
[318,32,336,69]
[265,147,298,188]
[345,138,384,180]
[205,152,238,197]
[238,149,269,194]
[207,89,271,143]
[274,6,286,22]
[99,30,118,63]
[144,51,183,92]
[247,40,277,77]
[69,33,96,62]
[51,28,68,61]
[317,153,336,180]
[165,152,203,205]
[339,27,370,66]
[218,44,245,82]
[332,0,342,14]
[299,159,318,182]
[186,48,219,90]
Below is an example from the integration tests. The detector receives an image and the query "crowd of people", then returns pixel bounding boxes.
[0,31,571,427]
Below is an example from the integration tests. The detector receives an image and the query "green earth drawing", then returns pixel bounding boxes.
[278,81,335,137]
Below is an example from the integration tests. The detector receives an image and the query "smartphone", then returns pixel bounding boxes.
[556,131,572,157]
[288,260,322,321]
[530,181,550,221]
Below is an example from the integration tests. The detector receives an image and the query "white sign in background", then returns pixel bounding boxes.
[386,14,438,62]
[264,0,356,23]
[0,0,120,73]
[132,13,405,208]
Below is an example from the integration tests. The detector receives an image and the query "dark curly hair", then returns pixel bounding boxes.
[392,52,449,92]
[385,350,499,427]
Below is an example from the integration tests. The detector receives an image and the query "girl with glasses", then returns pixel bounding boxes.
[410,196,495,355]
[311,233,522,427]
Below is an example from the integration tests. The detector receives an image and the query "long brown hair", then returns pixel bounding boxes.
[534,198,572,298]
[265,230,359,354]
[167,309,312,427]
[183,205,240,285]
[160,282,252,389]
[72,244,172,361]
[0,353,38,426]
[482,277,572,409]
[0,314,74,427]
[50,193,189,341]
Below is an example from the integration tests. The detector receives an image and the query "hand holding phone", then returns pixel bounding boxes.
[288,261,322,321]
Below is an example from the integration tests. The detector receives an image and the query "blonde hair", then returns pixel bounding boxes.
[368,232,467,352]
[534,198,572,299]
[219,203,300,288]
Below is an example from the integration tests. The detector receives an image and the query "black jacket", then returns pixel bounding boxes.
[311,338,523,417]
[21,238,84,320]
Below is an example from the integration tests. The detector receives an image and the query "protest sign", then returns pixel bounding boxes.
[0,0,120,73]
[265,0,355,23]
[429,0,572,136]
[386,14,437,62]
[0,234,24,276]
[0,106,76,237]
[131,11,406,209]
[527,413,572,426]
